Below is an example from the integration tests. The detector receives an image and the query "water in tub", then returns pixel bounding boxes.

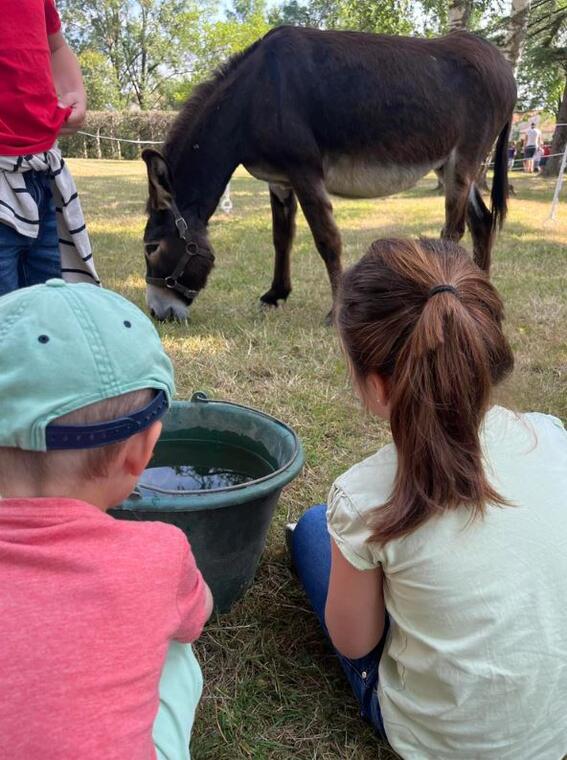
[136,439,274,493]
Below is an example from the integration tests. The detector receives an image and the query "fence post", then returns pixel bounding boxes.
[95,128,102,160]
[220,184,233,214]
[547,142,567,222]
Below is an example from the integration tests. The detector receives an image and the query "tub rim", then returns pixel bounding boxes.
[117,393,304,513]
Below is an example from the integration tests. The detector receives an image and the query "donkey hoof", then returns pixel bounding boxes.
[260,288,290,307]
[259,296,279,310]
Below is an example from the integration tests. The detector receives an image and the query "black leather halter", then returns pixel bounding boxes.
[145,199,214,302]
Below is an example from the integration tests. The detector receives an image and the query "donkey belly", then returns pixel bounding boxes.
[323,156,442,199]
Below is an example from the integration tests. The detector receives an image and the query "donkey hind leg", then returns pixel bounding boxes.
[261,184,297,307]
[441,160,471,246]
[466,184,494,273]
[433,168,445,195]
[290,175,342,322]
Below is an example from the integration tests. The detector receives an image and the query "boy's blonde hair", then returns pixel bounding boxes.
[0,389,154,491]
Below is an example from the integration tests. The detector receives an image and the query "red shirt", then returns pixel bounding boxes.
[0,1,71,155]
[0,498,208,759]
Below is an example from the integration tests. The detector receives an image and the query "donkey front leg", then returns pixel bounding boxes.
[291,175,342,321]
[261,184,297,307]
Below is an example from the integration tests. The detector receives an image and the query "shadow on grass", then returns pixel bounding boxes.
[192,554,398,760]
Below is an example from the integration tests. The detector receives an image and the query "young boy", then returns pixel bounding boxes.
[0,279,213,759]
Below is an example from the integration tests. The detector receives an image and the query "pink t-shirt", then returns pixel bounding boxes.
[0,498,208,759]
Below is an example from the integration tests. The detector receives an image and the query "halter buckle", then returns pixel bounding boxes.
[174,216,188,239]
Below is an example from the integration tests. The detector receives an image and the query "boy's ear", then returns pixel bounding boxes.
[142,149,173,211]
[123,421,162,478]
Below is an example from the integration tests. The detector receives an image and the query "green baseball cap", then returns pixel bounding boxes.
[0,279,175,452]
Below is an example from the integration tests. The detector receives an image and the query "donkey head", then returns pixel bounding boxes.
[142,149,215,321]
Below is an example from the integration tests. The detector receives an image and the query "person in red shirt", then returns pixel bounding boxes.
[0,280,213,759]
[0,1,90,295]
[539,141,552,172]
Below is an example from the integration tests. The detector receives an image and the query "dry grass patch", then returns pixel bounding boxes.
[70,159,566,759]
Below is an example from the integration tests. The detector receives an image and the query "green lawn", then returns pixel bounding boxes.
[72,159,567,759]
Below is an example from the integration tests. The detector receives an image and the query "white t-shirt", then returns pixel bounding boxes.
[526,127,542,147]
[327,406,567,760]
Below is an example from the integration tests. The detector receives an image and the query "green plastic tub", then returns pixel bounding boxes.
[110,392,304,612]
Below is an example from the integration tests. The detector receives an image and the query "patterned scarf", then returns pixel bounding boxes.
[0,146,99,285]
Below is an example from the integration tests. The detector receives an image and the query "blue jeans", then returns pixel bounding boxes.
[0,170,61,296]
[291,504,387,736]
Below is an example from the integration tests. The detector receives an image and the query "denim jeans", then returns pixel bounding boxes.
[291,504,387,736]
[0,170,61,296]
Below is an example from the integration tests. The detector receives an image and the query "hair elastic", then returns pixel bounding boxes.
[428,284,458,298]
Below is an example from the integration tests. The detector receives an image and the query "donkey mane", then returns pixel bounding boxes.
[164,33,270,161]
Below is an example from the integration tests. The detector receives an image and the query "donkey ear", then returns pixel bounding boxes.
[142,148,173,211]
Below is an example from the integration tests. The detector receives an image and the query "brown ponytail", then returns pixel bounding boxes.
[337,238,514,544]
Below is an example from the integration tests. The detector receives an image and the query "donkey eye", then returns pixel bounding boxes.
[145,244,159,254]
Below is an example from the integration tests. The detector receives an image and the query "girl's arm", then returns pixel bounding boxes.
[325,539,385,659]
[49,31,87,135]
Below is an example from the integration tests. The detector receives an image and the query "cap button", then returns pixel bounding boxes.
[45,279,67,288]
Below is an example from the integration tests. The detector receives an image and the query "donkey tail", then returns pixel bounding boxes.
[491,120,512,232]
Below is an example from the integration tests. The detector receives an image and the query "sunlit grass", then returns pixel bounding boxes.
[70,159,566,759]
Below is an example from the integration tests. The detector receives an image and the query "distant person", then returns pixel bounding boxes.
[523,121,542,173]
[507,142,517,170]
[539,142,551,172]
[290,237,567,759]
[0,281,213,758]
[0,1,98,296]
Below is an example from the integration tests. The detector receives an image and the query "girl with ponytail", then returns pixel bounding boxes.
[290,238,567,759]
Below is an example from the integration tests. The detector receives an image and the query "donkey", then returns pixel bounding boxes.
[142,26,516,321]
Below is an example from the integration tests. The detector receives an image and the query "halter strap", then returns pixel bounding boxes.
[144,199,214,301]
[169,197,189,241]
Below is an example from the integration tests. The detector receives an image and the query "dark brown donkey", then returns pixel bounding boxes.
[142,26,516,321]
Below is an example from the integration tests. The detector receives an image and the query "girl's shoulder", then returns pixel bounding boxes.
[332,442,398,512]
[327,443,398,570]
[482,405,567,458]
[522,410,566,437]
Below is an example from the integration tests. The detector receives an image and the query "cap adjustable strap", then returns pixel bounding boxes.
[45,389,168,450]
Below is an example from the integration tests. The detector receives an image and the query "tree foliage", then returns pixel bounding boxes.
[59,0,566,132]
[516,0,567,113]
[59,0,203,109]
[76,50,122,110]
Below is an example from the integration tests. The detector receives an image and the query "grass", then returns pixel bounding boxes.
[71,159,567,759]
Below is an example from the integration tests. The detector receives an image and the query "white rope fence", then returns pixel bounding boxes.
[77,130,165,145]
[507,122,567,222]
[76,126,567,222]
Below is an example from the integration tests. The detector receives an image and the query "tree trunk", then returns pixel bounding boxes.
[448,0,473,30]
[500,0,532,74]
[543,80,567,178]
